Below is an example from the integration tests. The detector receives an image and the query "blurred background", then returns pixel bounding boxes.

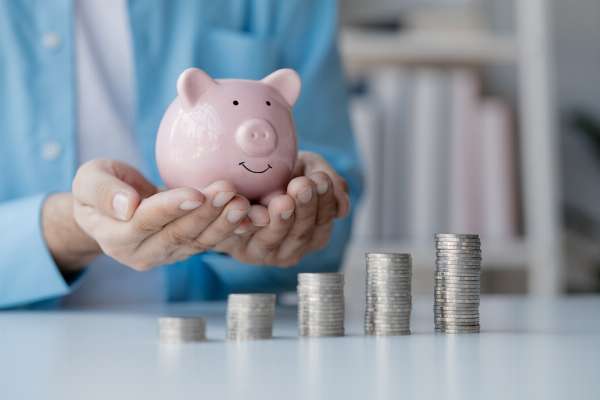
[336,0,600,303]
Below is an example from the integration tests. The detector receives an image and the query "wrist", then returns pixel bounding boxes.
[42,192,101,274]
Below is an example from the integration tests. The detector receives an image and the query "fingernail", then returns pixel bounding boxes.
[227,209,247,224]
[249,208,269,227]
[234,226,248,235]
[112,193,129,221]
[281,209,294,220]
[297,188,312,204]
[316,181,329,195]
[179,199,202,211]
[212,191,235,208]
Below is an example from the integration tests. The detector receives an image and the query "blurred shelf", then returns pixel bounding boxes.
[344,238,528,271]
[340,29,517,68]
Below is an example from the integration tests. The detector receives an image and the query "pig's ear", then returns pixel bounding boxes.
[261,69,301,107]
[177,68,217,110]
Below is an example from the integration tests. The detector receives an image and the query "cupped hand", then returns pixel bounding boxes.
[214,151,350,267]
[72,159,254,271]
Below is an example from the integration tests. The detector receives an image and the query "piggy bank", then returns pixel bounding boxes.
[155,67,301,201]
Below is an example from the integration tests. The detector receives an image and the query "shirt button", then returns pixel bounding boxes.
[42,32,62,50]
[41,141,62,161]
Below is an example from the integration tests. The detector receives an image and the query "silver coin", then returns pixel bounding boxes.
[434,297,480,303]
[435,266,481,272]
[436,323,480,329]
[366,304,412,309]
[435,316,480,322]
[434,307,479,312]
[434,285,480,290]
[436,254,482,260]
[365,325,410,330]
[434,286,480,292]
[434,291,480,297]
[435,268,481,274]
[435,246,481,251]
[435,314,479,319]
[435,242,481,248]
[435,233,480,239]
[435,306,479,312]
[435,259,482,265]
[434,308,480,313]
[436,256,482,262]
[365,331,411,336]
[434,299,480,304]
[434,305,479,310]
[434,273,481,279]
[366,252,411,259]
[435,235,481,241]
[435,276,480,282]
[435,276,481,281]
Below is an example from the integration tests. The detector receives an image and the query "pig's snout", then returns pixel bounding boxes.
[235,119,277,157]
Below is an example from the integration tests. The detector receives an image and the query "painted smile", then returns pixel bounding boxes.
[239,161,272,174]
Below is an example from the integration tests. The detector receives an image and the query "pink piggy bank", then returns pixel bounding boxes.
[155,67,301,202]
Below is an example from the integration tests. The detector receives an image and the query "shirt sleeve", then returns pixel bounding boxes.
[203,0,363,295]
[0,194,74,309]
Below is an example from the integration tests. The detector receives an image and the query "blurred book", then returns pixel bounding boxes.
[449,68,483,234]
[350,65,520,244]
[479,99,518,240]
[350,95,384,240]
[410,68,450,243]
[369,67,412,239]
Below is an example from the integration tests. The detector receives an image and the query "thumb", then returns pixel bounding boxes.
[72,159,157,221]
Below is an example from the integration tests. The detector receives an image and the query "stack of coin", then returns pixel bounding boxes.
[434,233,481,334]
[297,273,345,337]
[227,294,276,341]
[158,317,207,344]
[364,253,412,336]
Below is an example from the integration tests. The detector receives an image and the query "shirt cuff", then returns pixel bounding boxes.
[0,194,74,308]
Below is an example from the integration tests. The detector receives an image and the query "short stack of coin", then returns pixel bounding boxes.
[434,233,482,334]
[297,273,345,337]
[365,253,412,336]
[158,317,207,344]
[226,294,276,341]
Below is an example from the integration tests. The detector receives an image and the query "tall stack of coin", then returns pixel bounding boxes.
[434,233,482,334]
[297,273,345,337]
[364,253,412,336]
[227,294,276,341]
[158,317,207,344]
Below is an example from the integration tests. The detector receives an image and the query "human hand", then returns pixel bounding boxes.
[214,151,350,267]
[72,159,258,271]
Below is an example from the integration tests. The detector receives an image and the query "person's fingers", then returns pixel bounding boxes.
[135,180,239,250]
[276,177,318,261]
[191,195,250,248]
[233,218,256,235]
[213,217,259,254]
[307,172,338,225]
[308,222,334,251]
[109,160,158,199]
[128,187,206,236]
[298,152,350,218]
[245,194,295,262]
[248,205,270,227]
[72,159,157,221]
[334,189,350,218]
[199,180,237,209]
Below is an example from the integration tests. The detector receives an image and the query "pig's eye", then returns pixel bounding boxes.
[265,101,271,106]
[233,100,239,106]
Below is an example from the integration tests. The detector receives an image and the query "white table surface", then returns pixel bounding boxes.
[1,295,599,400]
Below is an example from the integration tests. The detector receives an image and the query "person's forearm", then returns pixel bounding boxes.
[42,193,101,274]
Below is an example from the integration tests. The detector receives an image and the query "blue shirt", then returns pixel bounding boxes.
[0,0,362,308]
